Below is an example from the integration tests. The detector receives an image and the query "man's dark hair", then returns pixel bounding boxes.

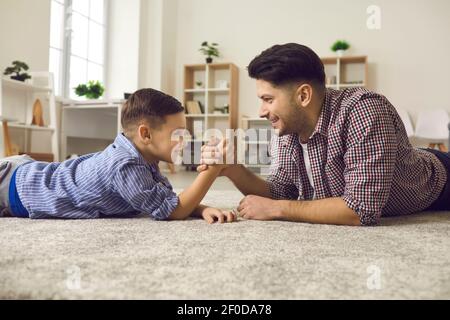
[248,43,326,90]
[121,88,184,131]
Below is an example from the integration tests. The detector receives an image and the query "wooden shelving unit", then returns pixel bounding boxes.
[0,72,59,161]
[182,63,239,170]
[321,56,368,89]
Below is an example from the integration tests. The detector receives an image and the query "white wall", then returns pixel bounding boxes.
[173,0,450,125]
[0,0,51,72]
[106,0,141,98]
[138,0,178,95]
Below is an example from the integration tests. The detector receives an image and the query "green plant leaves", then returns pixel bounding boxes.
[74,80,104,99]
[331,40,350,52]
[3,60,31,81]
[199,41,220,58]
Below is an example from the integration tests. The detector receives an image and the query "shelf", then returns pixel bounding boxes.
[184,88,229,93]
[185,114,205,118]
[3,122,55,132]
[1,77,52,92]
[62,99,125,109]
[208,88,229,93]
[321,56,367,64]
[208,114,229,117]
[184,89,206,93]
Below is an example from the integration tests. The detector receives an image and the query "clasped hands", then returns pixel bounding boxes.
[197,138,280,220]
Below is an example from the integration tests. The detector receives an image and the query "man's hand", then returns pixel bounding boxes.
[237,195,281,220]
[201,206,236,224]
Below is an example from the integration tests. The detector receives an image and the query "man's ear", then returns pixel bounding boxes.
[138,124,152,144]
[295,83,313,108]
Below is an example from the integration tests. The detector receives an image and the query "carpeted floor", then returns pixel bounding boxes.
[0,190,449,299]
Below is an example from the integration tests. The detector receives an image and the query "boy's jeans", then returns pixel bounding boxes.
[0,155,34,217]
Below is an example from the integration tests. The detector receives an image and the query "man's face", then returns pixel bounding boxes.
[256,79,304,136]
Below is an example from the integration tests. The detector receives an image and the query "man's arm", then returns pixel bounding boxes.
[238,195,361,226]
[279,197,361,226]
[221,164,271,198]
[168,167,221,220]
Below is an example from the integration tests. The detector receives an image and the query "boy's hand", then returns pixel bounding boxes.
[201,206,236,224]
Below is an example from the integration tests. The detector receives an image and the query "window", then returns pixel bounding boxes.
[49,0,106,98]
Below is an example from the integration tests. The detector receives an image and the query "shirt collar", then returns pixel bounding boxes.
[311,89,332,139]
[280,89,333,148]
[114,133,157,172]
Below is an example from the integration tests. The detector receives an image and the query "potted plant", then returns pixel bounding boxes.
[3,60,31,82]
[74,80,105,99]
[195,81,203,89]
[199,41,219,63]
[331,40,350,57]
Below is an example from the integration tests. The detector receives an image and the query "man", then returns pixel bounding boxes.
[198,43,450,226]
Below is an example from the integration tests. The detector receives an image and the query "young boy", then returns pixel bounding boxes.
[0,88,235,224]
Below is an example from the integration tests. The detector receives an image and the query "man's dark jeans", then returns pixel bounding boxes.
[424,148,450,211]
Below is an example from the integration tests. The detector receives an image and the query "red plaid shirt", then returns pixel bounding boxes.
[267,88,447,226]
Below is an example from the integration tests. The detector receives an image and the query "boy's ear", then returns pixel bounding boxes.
[138,124,152,144]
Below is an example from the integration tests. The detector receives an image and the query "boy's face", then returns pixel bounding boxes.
[143,112,187,164]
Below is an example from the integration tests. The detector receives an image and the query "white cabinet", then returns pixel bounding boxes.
[0,72,59,161]
[240,116,272,176]
[61,99,124,159]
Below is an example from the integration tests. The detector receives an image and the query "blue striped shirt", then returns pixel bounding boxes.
[15,133,179,219]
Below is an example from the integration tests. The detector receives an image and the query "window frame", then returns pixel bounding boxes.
[49,0,108,98]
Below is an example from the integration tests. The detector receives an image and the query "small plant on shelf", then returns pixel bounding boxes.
[195,81,203,89]
[3,60,32,82]
[199,41,219,63]
[74,80,105,99]
[331,40,350,57]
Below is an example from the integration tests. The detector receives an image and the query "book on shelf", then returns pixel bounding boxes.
[185,100,204,114]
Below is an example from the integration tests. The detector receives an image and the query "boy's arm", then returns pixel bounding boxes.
[168,166,221,220]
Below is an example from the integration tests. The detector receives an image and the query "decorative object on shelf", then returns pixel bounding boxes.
[199,41,219,64]
[31,99,45,127]
[326,75,337,85]
[74,80,105,99]
[3,60,32,82]
[185,100,203,114]
[213,104,229,114]
[331,40,350,57]
[195,81,203,89]
[216,80,229,89]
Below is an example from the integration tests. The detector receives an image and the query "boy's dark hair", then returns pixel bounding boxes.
[121,88,184,131]
[248,43,325,91]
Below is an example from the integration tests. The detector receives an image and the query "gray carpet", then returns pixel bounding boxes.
[0,190,449,299]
